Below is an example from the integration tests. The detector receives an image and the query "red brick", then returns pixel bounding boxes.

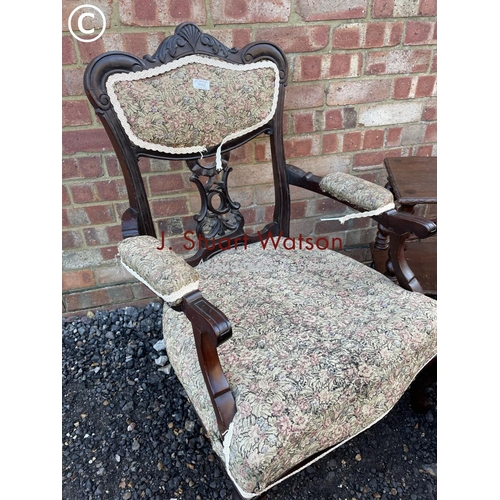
[230,163,274,187]
[419,0,437,16]
[62,68,86,97]
[296,0,367,21]
[333,25,361,49]
[256,26,329,53]
[363,130,384,149]
[424,123,437,143]
[366,50,432,75]
[298,55,322,81]
[327,80,390,106]
[325,110,343,130]
[131,282,157,301]
[62,100,92,127]
[133,0,156,22]
[291,201,307,219]
[414,145,433,156]
[95,179,128,201]
[212,0,290,23]
[101,246,119,261]
[63,129,113,155]
[70,184,96,204]
[206,29,253,50]
[255,140,271,162]
[329,53,361,78]
[84,205,115,224]
[63,156,104,179]
[228,143,253,165]
[292,112,315,134]
[64,284,134,312]
[148,173,185,195]
[119,0,206,26]
[284,84,324,110]
[62,36,76,65]
[77,38,105,64]
[105,156,121,177]
[422,101,437,121]
[62,270,96,291]
[284,137,314,158]
[122,32,150,57]
[372,0,394,18]
[150,198,188,217]
[62,230,83,249]
[342,132,362,152]
[415,75,436,97]
[322,134,339,154]
[353,152,385,169]
[405,21,435,45]
[83,226,122,246]
[240,207,257,225]
[365,22,385,47]
[393,77,412,99]
[314,197,346,216]
[386,128,402,147]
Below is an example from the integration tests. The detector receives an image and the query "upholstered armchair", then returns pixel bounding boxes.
[84,23,437,499]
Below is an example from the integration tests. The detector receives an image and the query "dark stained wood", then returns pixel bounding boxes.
[181,290,236,435]
[372,157,437,294]
[385,157,437,206]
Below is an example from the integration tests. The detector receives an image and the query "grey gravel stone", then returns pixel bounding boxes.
[62,301,437,500]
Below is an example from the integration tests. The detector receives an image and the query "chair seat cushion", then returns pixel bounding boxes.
[162,242,437,497]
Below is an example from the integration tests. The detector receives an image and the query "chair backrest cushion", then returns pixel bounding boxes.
[106,55,280,169]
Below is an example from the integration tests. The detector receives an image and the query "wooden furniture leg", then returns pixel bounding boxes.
[410,358,437,413]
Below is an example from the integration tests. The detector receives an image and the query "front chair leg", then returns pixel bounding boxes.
[410,357,437,413]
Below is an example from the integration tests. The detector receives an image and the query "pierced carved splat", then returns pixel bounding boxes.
[186,152,244,242]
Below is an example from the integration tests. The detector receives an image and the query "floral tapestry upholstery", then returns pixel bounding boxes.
[118,235,199,306]
[106,55,279,170]
[162,242,437,497]
[320,171,395,223]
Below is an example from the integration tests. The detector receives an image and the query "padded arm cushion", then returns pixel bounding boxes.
[118,235,199,306]
[319,171,395,223]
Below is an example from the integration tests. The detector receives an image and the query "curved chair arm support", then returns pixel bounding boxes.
[285,163,436,239]
[181,290,236,436]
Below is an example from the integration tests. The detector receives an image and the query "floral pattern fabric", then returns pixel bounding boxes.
[162,242,437,495]
[118,236,199,305]
[107,55,278,154]
[320,171,394,211]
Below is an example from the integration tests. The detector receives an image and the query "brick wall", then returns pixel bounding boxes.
[62,0,437,315]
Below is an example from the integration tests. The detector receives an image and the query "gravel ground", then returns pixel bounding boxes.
[62,301,436,500]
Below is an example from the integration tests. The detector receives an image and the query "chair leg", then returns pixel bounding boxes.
[410,357,437,413]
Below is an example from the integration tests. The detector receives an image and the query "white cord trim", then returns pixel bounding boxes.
[321,202,395,224]
[222,352,436,498]
[120,259,199,305]
[106,55,281,171]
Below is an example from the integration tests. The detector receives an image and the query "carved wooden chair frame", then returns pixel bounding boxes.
[84,22,437,499]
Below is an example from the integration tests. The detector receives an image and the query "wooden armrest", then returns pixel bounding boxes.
[181,290,236,436]
[285,163,436,239]
[374,210,436,239]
